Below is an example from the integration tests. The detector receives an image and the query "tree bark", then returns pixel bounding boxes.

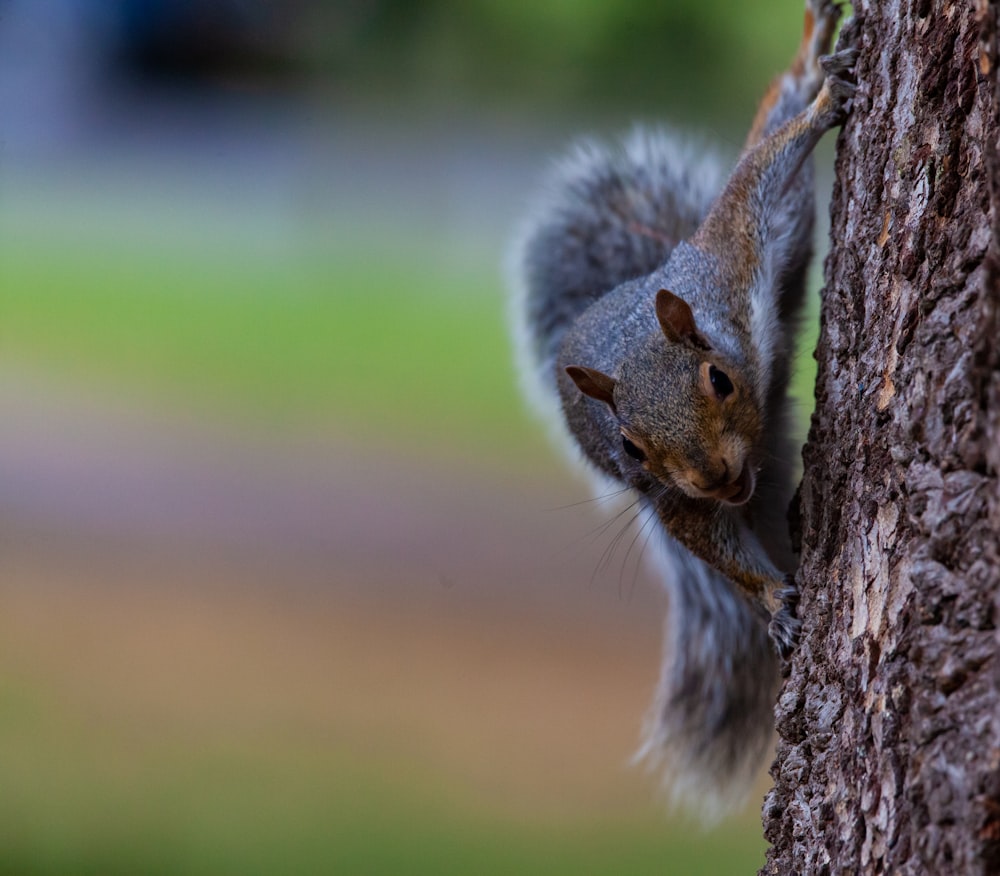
[762,2,1000,874]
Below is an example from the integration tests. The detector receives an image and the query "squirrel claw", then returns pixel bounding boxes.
[816,46,858,124]
[820,46,859,82]
[768,576,801,661]
[775,581,800,612]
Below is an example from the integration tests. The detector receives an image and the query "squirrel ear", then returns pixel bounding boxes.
[656,289,710,350]
[565,365,617,411]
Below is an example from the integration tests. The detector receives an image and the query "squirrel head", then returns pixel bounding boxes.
[566,289,762,505]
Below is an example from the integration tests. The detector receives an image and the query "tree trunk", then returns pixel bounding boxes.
[762,2,1000,874]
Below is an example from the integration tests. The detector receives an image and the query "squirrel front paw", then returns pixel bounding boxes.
[768,576,801,661]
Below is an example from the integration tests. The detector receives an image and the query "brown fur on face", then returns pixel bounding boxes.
[615,339,762,505]
[566,292,763,507]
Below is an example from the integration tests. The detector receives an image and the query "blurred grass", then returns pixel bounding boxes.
[0,236,539,459]
[0,673,765,876]
[0,232,815,462]
[0,568,770,876]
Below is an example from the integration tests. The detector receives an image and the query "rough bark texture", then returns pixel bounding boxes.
[762,2,1000,874]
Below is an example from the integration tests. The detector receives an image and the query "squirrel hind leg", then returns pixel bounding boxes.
[744,0,843,149]
[798,0,843,79]
[812,46,859,129]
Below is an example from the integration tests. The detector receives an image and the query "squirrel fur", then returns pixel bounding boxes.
[509,1,857,816]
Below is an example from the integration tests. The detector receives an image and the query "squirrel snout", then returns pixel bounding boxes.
[692,460,755,505]
[717,464,755,505]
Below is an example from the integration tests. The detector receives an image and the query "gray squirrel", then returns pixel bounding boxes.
[509,1,857,815]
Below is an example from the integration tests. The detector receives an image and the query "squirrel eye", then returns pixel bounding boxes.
[621,435,646,461]
[709,365,734,400]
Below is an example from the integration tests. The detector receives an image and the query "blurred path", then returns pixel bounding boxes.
[0,370,665,627]
[0,371,675,818]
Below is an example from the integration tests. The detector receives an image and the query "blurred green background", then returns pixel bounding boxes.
[0,1,830,873]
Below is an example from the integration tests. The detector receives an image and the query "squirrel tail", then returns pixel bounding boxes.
[507,127,722,386]
[634,533,780,820]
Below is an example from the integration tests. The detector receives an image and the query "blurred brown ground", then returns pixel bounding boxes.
[0,370,678,821]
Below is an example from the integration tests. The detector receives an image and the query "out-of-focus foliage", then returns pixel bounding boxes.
[321,0,801,116]
[110,0,806,119]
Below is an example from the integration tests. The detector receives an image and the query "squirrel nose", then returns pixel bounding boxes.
[719,464,754,505]
[701,460,732,493]
[697,457,754,504]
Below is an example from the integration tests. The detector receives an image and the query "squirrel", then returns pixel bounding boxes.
[508,1,857,816]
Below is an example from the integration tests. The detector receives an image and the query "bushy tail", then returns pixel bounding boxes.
[509,127,723,381]
[635,533,781,820]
